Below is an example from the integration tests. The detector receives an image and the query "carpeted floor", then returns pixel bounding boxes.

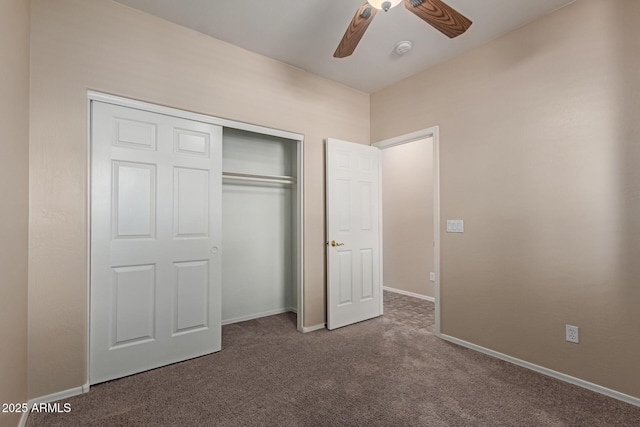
[382,291,435,334]
[28,291,640,426]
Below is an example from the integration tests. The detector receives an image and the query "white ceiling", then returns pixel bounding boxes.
[113,0,575,93]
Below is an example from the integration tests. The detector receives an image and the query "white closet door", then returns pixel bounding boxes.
[90,102,222,384]
[326,138,382,330]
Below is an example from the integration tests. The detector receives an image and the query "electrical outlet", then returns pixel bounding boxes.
[566,325,579,344]
[429,272,435,282]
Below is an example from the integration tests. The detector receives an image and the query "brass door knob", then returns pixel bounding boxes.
[330,240,345,247]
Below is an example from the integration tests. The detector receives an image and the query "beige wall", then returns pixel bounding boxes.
[29,0,369,398]
[371,0,640,399]
[0,0,30,424]
[381,138,434,297]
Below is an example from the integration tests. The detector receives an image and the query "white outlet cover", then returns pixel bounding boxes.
[566,325,579,344]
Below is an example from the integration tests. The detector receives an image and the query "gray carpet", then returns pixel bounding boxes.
[28,292,640,426]
[382,291,435,333]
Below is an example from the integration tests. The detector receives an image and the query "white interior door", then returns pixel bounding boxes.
[90,102,222,384]
[326,138,382,330]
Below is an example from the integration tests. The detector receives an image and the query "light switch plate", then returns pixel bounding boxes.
[446,220,464,233]
[430,272,435,282]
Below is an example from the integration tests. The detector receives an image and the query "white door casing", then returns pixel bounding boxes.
[90,102,222,384]
[326,138,382,330]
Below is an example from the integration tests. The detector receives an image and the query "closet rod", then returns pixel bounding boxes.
[222,171,296,185]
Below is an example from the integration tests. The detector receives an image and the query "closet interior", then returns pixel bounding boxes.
[221,128,299,326]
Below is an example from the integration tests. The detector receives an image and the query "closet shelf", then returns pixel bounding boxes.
[222,171,296,185]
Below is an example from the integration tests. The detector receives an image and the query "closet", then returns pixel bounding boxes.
[221,128,298,324]
[89,94,302,384]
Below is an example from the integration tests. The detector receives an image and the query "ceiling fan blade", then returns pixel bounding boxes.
[404,0,472,38]
[334,4,378,58]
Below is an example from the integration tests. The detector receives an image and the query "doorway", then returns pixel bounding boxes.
[373,127,441,334]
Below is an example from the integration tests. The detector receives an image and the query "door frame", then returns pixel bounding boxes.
[86,91,306,389]
[372,126,441,336]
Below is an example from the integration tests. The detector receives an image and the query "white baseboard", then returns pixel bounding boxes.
[18,411,29,427]
[383,286,435,302]
[440,334,640,408]
[222,307,296,325]
[28,384,87,405]
[19,384,88,427]
[302,323,326,333]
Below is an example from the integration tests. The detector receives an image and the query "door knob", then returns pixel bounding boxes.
[330,240,344,247]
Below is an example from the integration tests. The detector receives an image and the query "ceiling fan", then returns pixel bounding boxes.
[334,0,472,58]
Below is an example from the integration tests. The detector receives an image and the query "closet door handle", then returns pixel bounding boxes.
[329,240,344,247]
[210,246,219,254]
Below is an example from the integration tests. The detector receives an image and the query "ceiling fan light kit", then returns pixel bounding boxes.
[367,0,402,11]
[334,0,472,58]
